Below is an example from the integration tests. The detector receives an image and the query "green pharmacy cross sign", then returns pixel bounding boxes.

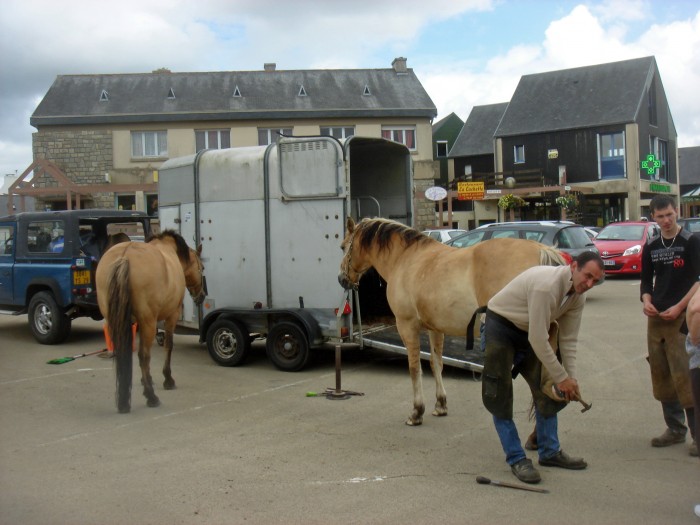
[641,154,661,175]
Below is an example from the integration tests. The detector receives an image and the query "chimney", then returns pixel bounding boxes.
[264,63,276,72]
[392,57,407,74]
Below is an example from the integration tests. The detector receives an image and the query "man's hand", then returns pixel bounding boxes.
[642,296,659,317]
[659,304,683,321]
[556,377,581,402]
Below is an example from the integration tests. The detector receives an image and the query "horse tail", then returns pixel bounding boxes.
[539,245,566,266]
[107,257,133,413]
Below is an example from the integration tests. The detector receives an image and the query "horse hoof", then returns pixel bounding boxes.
[432,409,448,417]
[405,418,423,426]
[147,398,161,408]
[118,405,131,414]
[163,380,176,390]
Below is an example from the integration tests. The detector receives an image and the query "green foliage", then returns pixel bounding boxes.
[497,194,526,210]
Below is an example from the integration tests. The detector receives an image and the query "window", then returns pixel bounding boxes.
[258,128,293,146]
[0,225,14,255]
[116,194,136,211]
[381,126,416,150]
[514,145,525,164]
[320,126,355,139]
[436,141,448,158]
[28,221,64,253]
[131,131,167,158]
[598,131,625,179]
[650,136,668,181]
[648,78,657,126]
[196,130,231,152]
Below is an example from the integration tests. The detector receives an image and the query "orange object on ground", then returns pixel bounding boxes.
[103,323,138,352]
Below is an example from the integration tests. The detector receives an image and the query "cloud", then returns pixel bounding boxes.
[424,4,700,148]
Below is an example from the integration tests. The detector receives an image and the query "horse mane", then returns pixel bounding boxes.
[355,218,431,254]
[147,229,191,264]
[540,244,567,266]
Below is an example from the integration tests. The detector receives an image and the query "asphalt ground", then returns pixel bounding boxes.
[1,277,699,525]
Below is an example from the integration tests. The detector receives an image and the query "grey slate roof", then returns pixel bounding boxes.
[495,56,657,137]
[31,67,437,127]
[449,102,508,157]
[680,146,700,186]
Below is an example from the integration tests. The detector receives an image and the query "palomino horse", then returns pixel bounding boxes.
[338,217,565,426]
[96,230,206,413]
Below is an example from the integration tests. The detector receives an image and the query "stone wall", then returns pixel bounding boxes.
[32,129,114,208]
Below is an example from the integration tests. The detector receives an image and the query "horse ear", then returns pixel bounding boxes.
[346,216,355,233]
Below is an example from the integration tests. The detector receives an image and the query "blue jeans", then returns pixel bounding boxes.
[494,409,560,465]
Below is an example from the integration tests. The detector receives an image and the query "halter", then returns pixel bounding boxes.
[340,228,370,290]
[186,251,207,305]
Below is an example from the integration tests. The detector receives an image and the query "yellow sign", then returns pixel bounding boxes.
[457,181,485,201]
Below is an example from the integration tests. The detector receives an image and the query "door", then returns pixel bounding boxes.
[0,224,15,305]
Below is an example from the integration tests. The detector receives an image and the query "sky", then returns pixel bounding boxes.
[1,0,699,180]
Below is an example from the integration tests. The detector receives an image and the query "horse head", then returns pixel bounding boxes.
[184,244,207,305]
[338,217,371,290]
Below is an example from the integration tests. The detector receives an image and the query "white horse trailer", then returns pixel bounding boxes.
[157,136,413,371]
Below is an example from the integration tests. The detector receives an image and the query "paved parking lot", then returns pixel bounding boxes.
[1,277,698,525]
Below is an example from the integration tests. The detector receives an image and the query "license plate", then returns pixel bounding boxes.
[603,259,615,266]
[73,270,91,285]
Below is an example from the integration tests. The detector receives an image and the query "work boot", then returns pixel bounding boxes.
[650,428,686,447]
[539,450,587,470]
[690,440,698,457]
[510,458,541,484]
[524,430,537,451]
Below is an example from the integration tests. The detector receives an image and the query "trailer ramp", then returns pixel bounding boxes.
[357,324,484,374]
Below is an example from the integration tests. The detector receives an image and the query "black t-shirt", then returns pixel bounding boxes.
[640,229,700,311]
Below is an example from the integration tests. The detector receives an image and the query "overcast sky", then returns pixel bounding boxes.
[1,0,699,179]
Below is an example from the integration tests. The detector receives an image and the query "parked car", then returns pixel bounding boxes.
[423,229,468,243]
[0,210,152,344]
[445,221,597,260]
[593,221,660,275]
[584,227,600,240]
[679,217,700,234]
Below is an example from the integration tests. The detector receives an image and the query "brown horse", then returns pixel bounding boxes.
[96,230,206,413]
[338,217,565,426]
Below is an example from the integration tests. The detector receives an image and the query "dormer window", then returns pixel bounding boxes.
[232,85,242,97]
[100,90,109,102]
[167,88,176,99]
[363,85,371,96]
[298,85,307,97]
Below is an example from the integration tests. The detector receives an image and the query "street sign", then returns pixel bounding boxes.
[457,181,484,200]
[424,186,447,201]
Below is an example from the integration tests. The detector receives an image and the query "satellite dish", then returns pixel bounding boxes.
[425,186,447,201]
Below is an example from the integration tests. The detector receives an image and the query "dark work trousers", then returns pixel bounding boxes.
[482,310,567,420]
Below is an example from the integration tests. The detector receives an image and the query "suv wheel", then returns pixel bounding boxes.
[28,291,71,345]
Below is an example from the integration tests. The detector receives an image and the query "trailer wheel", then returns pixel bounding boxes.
[265,321,310,372]
[28,291,71,345]
[206,319,250,367]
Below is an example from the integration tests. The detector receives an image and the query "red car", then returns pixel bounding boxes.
[594,221,660,274]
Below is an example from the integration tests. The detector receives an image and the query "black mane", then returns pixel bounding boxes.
[356,218,430,253]
[147,229,191,263]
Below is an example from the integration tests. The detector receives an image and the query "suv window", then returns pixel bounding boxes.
[492,229,519,239]
[522,230,546,242]
[555,227,590,249]
[28,220,65,253]
[0,225,13,255]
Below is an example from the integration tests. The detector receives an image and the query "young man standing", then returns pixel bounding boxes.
[481,251,604,484]
[641,195,699,456]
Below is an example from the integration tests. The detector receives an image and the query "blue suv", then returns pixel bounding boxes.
[0,210,151,344]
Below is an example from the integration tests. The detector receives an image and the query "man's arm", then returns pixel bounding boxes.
[687,286,700,345]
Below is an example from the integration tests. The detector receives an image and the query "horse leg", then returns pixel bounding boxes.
[397,320,425,426]
[161,320,177,390]
[137,322,160,408]
[427,330,447,417]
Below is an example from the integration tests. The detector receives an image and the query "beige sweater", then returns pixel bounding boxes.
[487,264,586,384]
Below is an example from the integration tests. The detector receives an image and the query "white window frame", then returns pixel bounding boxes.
[258,128,293,146]
[598,131,626,179]
[320,126,355,139]
[131,131,167,158]
[381,126,416,150]
[514,144,525,164]
[436,140,448,158]
[196,129,231,152]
